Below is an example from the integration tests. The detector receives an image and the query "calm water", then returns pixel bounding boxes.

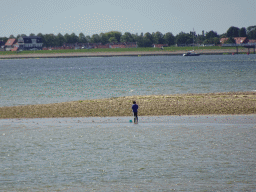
[1,115,256,191]
[1,55,256,191]
[1,55,256,107]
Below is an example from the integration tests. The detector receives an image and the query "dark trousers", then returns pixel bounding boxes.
[133,112,138,122]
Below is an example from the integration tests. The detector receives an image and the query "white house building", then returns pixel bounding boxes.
[18,36,43,50]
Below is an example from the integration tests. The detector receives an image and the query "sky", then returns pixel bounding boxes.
[1,0,255,37]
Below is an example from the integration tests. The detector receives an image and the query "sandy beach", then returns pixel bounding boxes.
[0,48,251,59]
[0,92,255,119]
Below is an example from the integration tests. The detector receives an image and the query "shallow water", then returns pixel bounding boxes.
[1,54,256,107]
[1,115,256,191]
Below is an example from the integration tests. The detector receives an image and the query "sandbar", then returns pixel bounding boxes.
[0,92,255,119]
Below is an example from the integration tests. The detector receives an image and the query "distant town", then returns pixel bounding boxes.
[0,25,255,52]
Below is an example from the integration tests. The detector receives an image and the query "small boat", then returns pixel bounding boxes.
[183,50,200,56]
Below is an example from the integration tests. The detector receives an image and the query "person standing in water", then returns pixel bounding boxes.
[132,101,138,123]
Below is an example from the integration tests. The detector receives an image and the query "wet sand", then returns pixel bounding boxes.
[0,92,255,119]
[0,48,250,59]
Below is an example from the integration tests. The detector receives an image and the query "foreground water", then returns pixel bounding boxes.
[1,115,256,191]
[1,54,256,107]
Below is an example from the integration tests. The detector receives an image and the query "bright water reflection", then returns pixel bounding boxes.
[1,115,256,191]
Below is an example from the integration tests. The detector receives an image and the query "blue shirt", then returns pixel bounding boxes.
[132,104,138,112]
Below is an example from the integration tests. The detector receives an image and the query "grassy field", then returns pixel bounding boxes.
[0,46,243,55]
[1,92,255,119]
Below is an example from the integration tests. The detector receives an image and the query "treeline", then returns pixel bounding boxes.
[1,25,256,47]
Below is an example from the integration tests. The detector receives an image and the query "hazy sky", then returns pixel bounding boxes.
[1,0,255,37]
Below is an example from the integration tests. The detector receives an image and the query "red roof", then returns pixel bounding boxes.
[249,39,256,43]
[111,44,126,48]
[11,47,18,51]
[220,38,228,44]
[220,37,248,44]
[5,39,16,46]
[153,44,168,48]
[95,44,109,49]
[234,37,248,44]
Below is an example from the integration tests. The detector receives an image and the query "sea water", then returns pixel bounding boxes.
[1,54,256,191]
[1,115,256,191]
[0,54,256,107]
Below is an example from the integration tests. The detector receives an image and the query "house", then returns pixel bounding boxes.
[81,43,94,49]
[248,39,256,44]
[125,42,137,48]
[94,44,110,49]
[11,42,19,51]
[220,38,229,44]
[110,43,126,48]
[234,37,248,44]
[153,44,168,48]
[5,38,17,51]
[220,37,248,44]
[18,36,43,50]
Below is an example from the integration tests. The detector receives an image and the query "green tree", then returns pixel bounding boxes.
[44,34,56,47]
[239,27,247,37]
[133,35,143,47]
[163,32,175,46]
[86,35,91,43]
[224,37,236,44]
[227,26,239,37]
[205,30,218,39]
[105,31,122,42]
[100,33,109,44]
[64,33,72,43]
[9,34,15,38]
[203,39,212,44]
[213,37,220,45]
[21,34,27,37]
[109,37,118,43]
[153,31,164,44]
[140,32,153,47]
[37,33,45,46]
[1,37,8,43]
[143,38,153,47]
[113,31,122,42]
[91,34,101,43]
[195,35,205,44]
[70,33,79,43]
[247,25,256,39]
[144,32,153,42]
[56,33,65,46]
[29,33,36,37]
[220,33,227,38]
[120,32,134,42]
[175,32,193,45]
[78,32,87,43]
[203,37,220,45]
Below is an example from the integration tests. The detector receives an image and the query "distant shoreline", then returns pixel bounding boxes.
[0,48,251,59]
[1,92,255,119]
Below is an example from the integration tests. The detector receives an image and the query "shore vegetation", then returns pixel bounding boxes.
[0,46,246,56]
